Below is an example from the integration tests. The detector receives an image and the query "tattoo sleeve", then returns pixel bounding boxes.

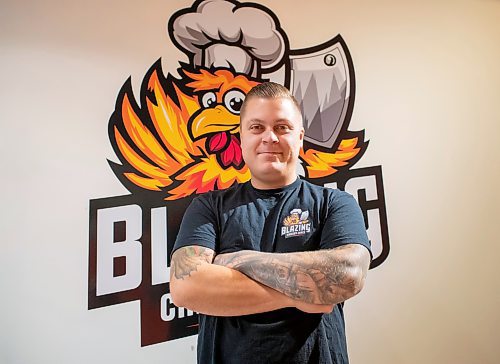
[171,246,214,280]
[213,245,367,304]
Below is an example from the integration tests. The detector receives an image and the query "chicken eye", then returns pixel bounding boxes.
[224,90,245,114]
[201,92,217,108]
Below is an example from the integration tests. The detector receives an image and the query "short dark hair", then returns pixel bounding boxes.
[240,82,301,119]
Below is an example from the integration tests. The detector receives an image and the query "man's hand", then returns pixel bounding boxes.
[294,301,334,314]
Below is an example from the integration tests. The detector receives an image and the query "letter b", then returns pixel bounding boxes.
[96,205,142,295]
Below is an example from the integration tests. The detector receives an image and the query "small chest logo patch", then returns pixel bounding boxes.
[281,209,312,238]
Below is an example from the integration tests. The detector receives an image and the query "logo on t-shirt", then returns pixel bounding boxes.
[281,209,312,238]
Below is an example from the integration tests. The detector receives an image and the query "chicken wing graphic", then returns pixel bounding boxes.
[109,63,257,200]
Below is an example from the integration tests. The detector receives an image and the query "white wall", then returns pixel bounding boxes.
[1,0,499,363]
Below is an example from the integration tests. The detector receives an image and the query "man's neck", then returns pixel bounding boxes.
[249,175,298,190]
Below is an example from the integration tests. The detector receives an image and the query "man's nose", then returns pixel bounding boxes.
[262,128,279,143]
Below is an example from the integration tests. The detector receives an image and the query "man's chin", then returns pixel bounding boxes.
[255,163,284,175]
[249,165,294,186]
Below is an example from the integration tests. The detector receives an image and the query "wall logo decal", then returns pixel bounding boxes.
[88,0,390,347]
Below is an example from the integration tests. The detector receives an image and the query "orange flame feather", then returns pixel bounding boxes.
[300,137,362,178]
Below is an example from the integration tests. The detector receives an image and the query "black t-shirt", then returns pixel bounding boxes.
[173,178,371,364]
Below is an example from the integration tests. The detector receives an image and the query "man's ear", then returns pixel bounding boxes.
[299,127,305,147]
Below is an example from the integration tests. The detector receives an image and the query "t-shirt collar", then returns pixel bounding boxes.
[248,177,301,196]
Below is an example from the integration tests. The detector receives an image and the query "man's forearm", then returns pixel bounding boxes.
[213,244,370,305]
[170,246,332,316]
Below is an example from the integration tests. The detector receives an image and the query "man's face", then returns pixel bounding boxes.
[240,97,304,189]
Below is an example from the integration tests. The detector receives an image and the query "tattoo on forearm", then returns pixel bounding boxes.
[214,246,363,304]
[171,246,213,280]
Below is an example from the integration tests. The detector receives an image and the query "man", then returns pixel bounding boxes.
[170,82,371,363]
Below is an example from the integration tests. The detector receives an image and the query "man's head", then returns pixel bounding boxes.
[240,82,302,120]
[239,82,304,189]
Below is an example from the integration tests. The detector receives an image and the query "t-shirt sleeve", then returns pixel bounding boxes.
[319,190,372,256]
[171,195,218,256]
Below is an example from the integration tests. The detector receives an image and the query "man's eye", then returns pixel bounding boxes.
[250,125,262,131]
[275,125,290,132]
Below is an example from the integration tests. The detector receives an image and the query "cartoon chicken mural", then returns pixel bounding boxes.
[108,0,367,200]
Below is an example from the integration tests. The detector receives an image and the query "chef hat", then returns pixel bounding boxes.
[170,0,287,77]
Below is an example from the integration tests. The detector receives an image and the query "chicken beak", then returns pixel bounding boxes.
[191,105,240,139]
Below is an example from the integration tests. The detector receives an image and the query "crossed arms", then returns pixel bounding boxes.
[169,243,370,316]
